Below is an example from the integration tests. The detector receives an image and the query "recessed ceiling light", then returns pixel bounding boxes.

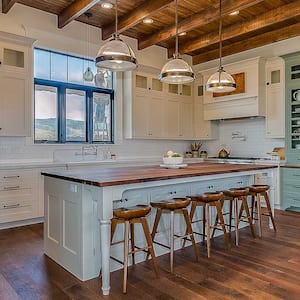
[229,10,239,16]
[101,2,113,9]
[178,32,187,36]
[143,18,154,24]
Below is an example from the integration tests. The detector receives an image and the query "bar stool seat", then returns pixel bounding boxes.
[213,187,255,246]
[149,197,199,272]
[111,204,159,293]
[249,184,277,237]
[185,191,231,258]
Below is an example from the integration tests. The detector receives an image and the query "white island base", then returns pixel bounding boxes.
[43,165,277,295]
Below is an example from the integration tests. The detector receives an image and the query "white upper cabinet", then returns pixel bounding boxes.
[123,68,194,140]
[0,31,35,137]
[193,77,218,140]
[265,57,285,138]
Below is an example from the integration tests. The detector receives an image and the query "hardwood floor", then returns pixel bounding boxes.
[0,210,300,299]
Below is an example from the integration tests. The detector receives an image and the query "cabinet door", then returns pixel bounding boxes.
[133,93,149,137]
[148,95,164,137]
[164,97,180,137]
[193,80,218,140]
[0,72,29,136]
[265,59,285,138]
[180,99,193,138]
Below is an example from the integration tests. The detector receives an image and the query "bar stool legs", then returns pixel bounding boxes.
[111,205,159,293]
[150,198,199,272]
[249,185,277,237]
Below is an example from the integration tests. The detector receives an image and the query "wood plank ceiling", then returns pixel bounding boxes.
[2,0,300,65]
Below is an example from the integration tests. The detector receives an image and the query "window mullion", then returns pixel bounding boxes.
[59,85,66,143]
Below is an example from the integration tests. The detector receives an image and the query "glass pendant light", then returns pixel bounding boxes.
[205,0,236,93]
[95,0,137,71]
[159,0,195,84]
[83,13,94,82]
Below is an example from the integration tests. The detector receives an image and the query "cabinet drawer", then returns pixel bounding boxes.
[0,169,35,190]
[0,192,34,223]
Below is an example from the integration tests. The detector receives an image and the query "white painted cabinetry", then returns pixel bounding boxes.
[265,57,285,138]
[0,31,35,137]
[0,169,38,224]
[124,71,164,139]
[123,69,194,140]
[193,77,218,139]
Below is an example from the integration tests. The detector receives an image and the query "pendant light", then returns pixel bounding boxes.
[83,12,94,82]
[95,0,137,71]
[205,0,236,93]
[159,0,195,84]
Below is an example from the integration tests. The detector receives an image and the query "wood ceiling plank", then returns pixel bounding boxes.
[138,0,264,50]
[2,0,18,13]
[58,0,100,29]
[181,0,300,54]
[193,21,300,65]
[102,0,173,40]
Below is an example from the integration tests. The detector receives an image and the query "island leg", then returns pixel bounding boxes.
[100,219,111,295]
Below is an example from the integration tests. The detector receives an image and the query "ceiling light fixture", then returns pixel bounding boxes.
[159,0,194,84]
[229,10,239,16]
[101,2,113,9]
[143,18,154,24]
[205,0,236,93]
[83,12,94,82]
[95,0,137,71]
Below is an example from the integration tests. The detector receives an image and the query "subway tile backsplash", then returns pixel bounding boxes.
[0,118,284,163]
[201,118,284,158]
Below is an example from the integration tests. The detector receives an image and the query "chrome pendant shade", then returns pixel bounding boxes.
[206,66,236,92]
[160,57,195,84]
[159,0,194,84]
[95,1,137,71]
[205,0,236,93]
[96,34,137,71]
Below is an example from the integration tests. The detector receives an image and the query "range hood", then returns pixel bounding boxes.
[201,57,266,121]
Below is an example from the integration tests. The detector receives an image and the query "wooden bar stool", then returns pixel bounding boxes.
[249,184,277,237]
[213,187,255,246]
[111,204,159,293]
[149,197,199,272]
[184,191,231,258]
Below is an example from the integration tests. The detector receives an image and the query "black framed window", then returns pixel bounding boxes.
[33,48,114,144]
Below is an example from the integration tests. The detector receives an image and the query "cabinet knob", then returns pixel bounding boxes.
[0,128,2,130]
[266,82,270,85]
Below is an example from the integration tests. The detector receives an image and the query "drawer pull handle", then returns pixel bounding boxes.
[293,174,300,177]
[3,186,20,190]
[3,203,20,209]
[3,175,20,179]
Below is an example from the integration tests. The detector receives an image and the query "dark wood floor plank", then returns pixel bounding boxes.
[0,210,300,299]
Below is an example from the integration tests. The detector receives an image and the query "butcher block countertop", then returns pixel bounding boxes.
[41,162,277,187]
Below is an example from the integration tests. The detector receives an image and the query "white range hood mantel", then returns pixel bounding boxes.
[200,57,266,120]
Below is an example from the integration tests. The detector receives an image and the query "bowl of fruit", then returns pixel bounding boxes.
[163,150,183,165]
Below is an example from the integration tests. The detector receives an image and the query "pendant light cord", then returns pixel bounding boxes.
[218,0,223,82]
[175,0,178,58]
[115,0,119,38]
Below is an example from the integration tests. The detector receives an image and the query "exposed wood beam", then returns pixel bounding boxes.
[2,0,17,13]
[192,22,300,65]
[181,0,300,54]
[139,0,264,50]
[58,0,100,29]
[102,0,173,40]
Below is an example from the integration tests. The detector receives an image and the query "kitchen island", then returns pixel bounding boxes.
[42,162,278,295]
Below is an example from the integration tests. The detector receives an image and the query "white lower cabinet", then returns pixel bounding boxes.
[0,169,38,224]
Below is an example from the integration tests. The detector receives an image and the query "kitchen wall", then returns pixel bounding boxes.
[200,118,285,158]
[0,3,289,163]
